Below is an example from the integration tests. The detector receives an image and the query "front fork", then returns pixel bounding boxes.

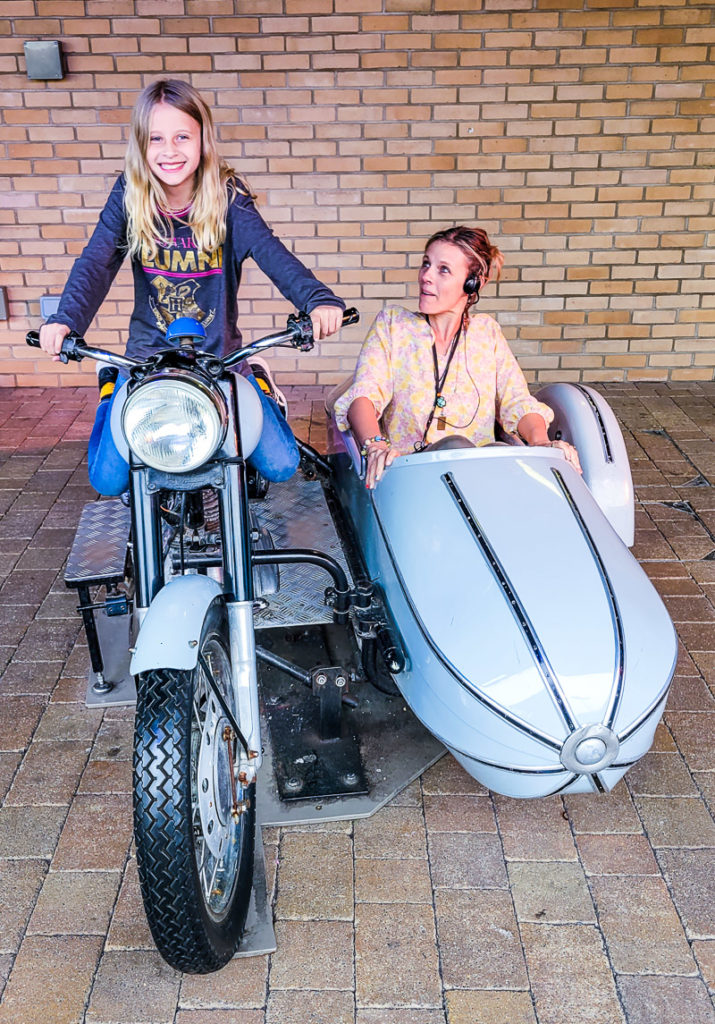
[226,601,262,783]
[130,453,263,785]
[220,457,262,783]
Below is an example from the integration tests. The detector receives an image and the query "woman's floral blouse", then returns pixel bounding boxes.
[334,305,554,454]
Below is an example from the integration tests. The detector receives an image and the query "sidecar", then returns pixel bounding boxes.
[328,383,678,798]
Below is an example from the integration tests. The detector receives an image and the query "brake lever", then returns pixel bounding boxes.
[287,310,315,352]
[287,306,360,352]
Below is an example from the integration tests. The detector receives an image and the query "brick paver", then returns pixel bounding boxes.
[0,383,714,1023]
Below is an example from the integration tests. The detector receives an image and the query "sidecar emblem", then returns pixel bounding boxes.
[560,724,619,774]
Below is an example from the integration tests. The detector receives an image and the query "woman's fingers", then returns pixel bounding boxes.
[553,440,582,474]
[365,445,394,489]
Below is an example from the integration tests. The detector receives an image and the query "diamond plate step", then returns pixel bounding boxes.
[65,499,131,587]
[250,477,351,627]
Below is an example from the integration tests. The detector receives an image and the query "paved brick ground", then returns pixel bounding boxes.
[0,382,714,1024]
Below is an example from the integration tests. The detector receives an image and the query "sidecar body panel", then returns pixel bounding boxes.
[535,382,635,547]
[332,443,677,798]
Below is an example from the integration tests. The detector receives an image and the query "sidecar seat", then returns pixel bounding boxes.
[325,377,522,475]
[327,377,634,547]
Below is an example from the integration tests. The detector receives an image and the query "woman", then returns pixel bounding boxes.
[39,79,344,494]
[334,226,580,489]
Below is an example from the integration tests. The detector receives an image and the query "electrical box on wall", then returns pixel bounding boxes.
[40,296,61,319]
[24,40,65,81]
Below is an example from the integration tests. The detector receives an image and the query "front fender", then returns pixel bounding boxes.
[130,575,223,675]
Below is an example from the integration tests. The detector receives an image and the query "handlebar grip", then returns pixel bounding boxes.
[26,329,87,364]
[342,307,359,327]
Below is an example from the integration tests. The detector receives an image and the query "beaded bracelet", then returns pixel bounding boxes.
[360,435,390,457]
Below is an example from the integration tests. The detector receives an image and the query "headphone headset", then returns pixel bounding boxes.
[464,273,479,296]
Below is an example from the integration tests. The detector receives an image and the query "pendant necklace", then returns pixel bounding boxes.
[415,316,463,451]
[432,323,462,410]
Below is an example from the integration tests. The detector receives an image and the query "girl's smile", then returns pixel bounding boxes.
[146,102,202,208]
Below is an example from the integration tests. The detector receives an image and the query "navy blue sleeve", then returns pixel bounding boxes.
[47,176,128,335]
[230,189,345,313]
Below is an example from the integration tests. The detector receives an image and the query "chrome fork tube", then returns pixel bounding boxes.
[226,601,262,776]
[221,376,261,777]
[219,462,253,603]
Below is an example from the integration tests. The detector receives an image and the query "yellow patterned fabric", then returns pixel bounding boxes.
[334,305,554,454]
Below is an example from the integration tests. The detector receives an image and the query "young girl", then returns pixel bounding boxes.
[39,78,345,494]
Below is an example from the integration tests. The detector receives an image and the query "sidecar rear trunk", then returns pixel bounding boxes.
[335,445,677,798]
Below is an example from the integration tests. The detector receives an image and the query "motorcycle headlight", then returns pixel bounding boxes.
[122,374,227,473]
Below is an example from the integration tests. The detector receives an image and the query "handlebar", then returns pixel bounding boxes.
[26,307,360,369]
[26,330,138,370]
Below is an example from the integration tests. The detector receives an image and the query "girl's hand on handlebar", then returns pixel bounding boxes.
[364,441,397,490]
[39,323,71,362]
[310,305,344,341]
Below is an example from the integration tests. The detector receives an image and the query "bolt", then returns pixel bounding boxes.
[336,676,346,688]
[315,673,327,686]
[342,772,359,786]
[231,799,251,822]
[285,776,303,792]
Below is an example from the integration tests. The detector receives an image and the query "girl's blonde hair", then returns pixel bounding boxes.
[124,79,239,260]
[425,226,504,312]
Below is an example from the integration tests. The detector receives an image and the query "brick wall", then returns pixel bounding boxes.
[2,0,714,388]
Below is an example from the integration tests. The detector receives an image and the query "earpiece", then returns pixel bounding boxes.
[464,274,479,295]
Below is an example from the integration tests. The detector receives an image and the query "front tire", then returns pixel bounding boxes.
[133,601,255,973]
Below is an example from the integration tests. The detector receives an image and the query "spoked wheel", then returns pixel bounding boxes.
[133,601,256,973]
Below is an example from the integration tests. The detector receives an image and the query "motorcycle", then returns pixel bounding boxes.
[27,310,359,974]
[26,309,677,973]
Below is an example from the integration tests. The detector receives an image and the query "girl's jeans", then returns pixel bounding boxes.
[87,374,299,496]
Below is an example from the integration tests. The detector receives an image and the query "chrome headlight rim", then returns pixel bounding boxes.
[121,370,228,473]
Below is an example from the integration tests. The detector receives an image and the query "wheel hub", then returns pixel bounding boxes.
[196,692,233,860]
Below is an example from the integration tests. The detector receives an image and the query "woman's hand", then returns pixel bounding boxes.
[548,439,582,474]
[39,322,71,362]
[364,440,397,490]
[515,412,581,474]
[310,305,344,341]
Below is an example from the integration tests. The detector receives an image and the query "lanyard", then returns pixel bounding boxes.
[415,317,463,451]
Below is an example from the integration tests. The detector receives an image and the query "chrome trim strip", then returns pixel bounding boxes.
[443,472,578,733]
[543,774,581,797]
[617,690,671,745]
[572,383,613,463]
[367,493,564,755]
[551,468,625,732]
[446,743,572,776]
